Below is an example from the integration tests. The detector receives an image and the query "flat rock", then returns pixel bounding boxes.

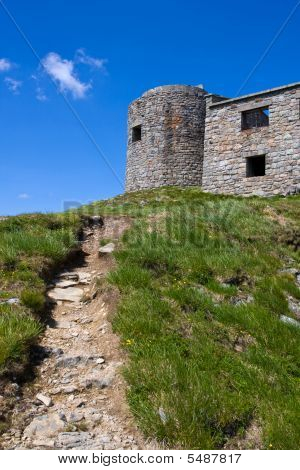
[67,411,84,423]
[78,272,92,284]
[81,364,118,389]
[55,432,91,449]
[58,272,79,281]
[279,268,299,276]
[23,413,65,439]
[96,357,105,364]
[48,287,83,303]
[54,280,79,288]
[36,393,53,407]
[32,439,55,448]
[54,321,77,329]
[61,386,79,394]
[280,315,300,328]
[56,354,104,368]
[99,243,115,255]
[0,297,20,305]
[288,297,300,319]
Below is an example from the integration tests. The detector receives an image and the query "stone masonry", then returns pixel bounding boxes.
[125,85,207,191]
[125,82,300,196]
[203,83,300,196]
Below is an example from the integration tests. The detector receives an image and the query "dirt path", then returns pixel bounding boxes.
[1,217,151,450]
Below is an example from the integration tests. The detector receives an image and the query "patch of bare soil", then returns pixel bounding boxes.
[0,217,154,450]
[263,206,286,226]
[224,420,262,450]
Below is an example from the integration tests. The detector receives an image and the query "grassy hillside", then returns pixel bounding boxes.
[0,187,299,449]
[0,213,80,372]
[84,187,300,449]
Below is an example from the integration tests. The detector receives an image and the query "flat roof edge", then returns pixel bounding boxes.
[209,82,300,108]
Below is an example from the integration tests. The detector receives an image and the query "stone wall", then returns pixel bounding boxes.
[125,85,207,192]
[202,84,300,196]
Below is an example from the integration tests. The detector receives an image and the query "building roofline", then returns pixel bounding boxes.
[141,84,207,98]
[208,81,300,108]
[128,84,208,106]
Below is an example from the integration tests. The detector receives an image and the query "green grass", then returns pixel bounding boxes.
[84,186,300,450]
[0,305,42,366]
[0,212,81,372]
[1,186,299,449]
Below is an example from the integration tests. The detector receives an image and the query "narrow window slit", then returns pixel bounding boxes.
[132,125,142,142]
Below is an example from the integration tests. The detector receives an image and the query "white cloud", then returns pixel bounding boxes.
[36,86,47,101]
[18,193,30,199]
[31,74,48,101]
[4,77,22,94]
[41,52,91,99]
[0,58,13,72]
[75,48,107,71]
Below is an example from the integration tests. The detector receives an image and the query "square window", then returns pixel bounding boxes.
[241,107,269,130]
[246,155,266,177]
[132,125,142,142]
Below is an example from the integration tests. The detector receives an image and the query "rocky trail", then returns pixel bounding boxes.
[1,217,152,450]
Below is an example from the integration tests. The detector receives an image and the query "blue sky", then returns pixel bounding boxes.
[0,0,299,215]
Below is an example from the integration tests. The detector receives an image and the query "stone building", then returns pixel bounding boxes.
[125,82,300,196]
[125,85,207,191]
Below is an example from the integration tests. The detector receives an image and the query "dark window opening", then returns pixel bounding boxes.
[241,107,269,130]
[246,155,266,177]
[132,125,142,142]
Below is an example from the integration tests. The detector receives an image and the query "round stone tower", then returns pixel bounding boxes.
[125,85,207,192]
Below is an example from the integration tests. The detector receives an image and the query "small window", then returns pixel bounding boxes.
[246,155,266,177]
[132,125,142,142]
[241,107,269,130]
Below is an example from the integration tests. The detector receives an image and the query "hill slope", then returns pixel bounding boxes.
[83,187,300,449]
[0,187,299,449]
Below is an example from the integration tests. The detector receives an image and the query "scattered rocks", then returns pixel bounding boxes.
[1,218,147,451]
